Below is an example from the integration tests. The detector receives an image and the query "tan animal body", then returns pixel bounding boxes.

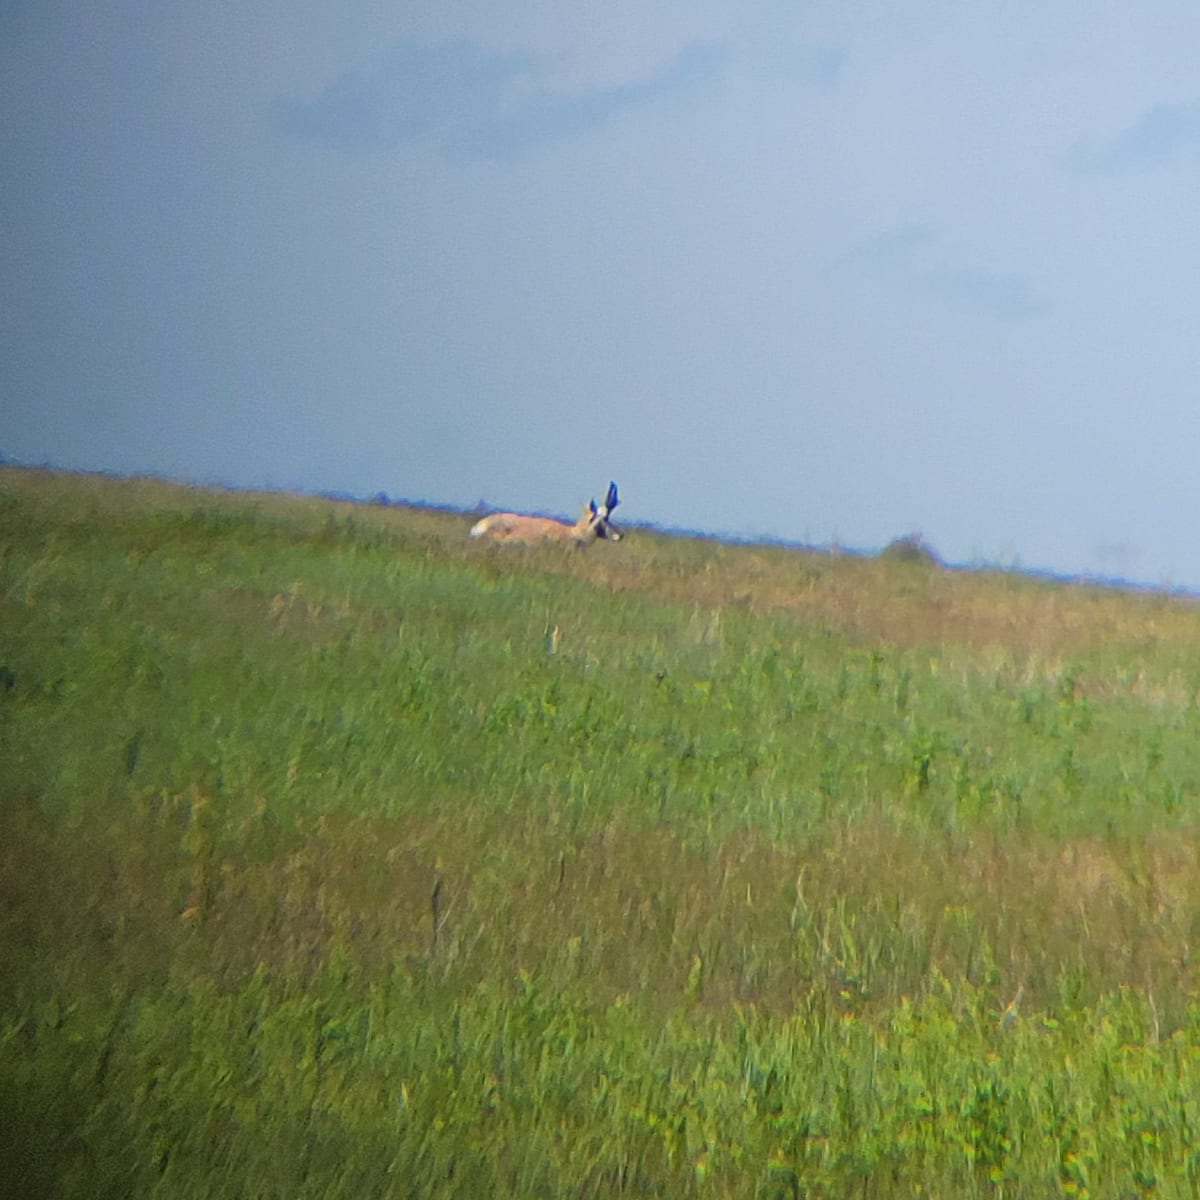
[470,482,621,545]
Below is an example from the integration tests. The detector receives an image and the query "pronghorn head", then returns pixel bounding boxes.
[584,481,621,542]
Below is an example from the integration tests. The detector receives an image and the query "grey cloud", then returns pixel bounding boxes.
[783,45,844,86]
[1064,102,1200,173]
[450,41,726,157]
[745,36,845,88]
[918,267,1047,322]
[270,41,535,152]
[271,39,726,157]
[837,225,1046,322]
[835,224,936,270]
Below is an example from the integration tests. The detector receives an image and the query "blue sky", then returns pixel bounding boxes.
[4,2,1200,587]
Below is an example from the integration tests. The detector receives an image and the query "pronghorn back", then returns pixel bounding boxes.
[470,482,621,545]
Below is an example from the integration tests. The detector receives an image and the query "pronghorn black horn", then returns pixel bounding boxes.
[605,482,619,512]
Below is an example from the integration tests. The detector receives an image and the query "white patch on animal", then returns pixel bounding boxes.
[470,482,622,545]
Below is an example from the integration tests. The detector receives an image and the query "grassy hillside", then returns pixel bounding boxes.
[4,465,1200,1197]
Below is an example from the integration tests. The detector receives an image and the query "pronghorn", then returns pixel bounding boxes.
[470,482,621,545]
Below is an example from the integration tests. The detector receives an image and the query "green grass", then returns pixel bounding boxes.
[5,465,1200,1196]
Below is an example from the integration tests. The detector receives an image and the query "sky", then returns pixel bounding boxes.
[3,2,1200,588]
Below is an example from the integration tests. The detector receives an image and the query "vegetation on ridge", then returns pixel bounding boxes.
[4,466,1200,1197]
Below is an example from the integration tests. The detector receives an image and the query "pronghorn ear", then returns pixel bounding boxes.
[605,482,619,512]
[589,498,598,517]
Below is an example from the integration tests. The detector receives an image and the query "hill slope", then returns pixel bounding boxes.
[4,466,1200,1197]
